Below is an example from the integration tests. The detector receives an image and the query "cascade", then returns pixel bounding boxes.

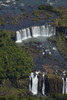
[16,25,56,43]
[62,70,67,94]
[40,25,46,36]
[42,73,45,95]
[31,74,38,95]
[53,27,56,35]
[29,76,31,92]
[62,77,65,94]
[46,25,49,36]
[16,31,22,43]
[66,78,67,94]
[29,72,34,92]
[31,26,40,37]
[29,72,39,95]
[26,28,31,38]
[21,29,27,40]
[62,77,67,94]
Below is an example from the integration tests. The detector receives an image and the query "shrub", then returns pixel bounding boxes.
[0,96,8,100]
[52,93,67,100]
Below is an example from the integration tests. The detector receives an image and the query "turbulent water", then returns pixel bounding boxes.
[29,72,39,95]
[66,78,67,94]
[62,77,67,94]
[42,73,45,95]
[62,71,67,94]
[0,0,67,6]
[29,72,46,95]
[16,25,55,43]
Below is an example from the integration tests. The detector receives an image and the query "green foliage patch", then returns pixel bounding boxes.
[0,16,5,26]
[56,35,67,60]
[38,5,62,16]
[0,30,34,81]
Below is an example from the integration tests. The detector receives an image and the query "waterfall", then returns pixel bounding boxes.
[21,29,27,40]
[26,28,31,38]
[66,78,67,94]
[16,25,56,43]
[29,71,46,95]
[29,76,31,92]
[40,25,46,36]
[31,26,40,37]
[53,27,56,35]
[42,73,45,95]
[62,70,67,94]
[46,25,49,36]
[29,72,34,92]
[29,72,38,95]
[62,77,67,94]
[31,74,38,95]
[16,31,22,43]
[62,77,65,94]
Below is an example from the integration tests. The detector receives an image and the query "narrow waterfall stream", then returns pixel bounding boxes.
[66,78,67,94]
[62,77,65,94]
[29,73,34,92]
[42,73,45,95]
[62,71,67,94]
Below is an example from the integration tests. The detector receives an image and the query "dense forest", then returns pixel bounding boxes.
[0,30,34,81]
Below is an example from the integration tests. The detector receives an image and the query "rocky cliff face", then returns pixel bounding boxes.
[45,76,62,96]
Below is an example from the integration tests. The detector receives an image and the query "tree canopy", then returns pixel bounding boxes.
[0,30,34,81]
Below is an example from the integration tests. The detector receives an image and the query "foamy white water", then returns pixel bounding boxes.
[42,73,45,95]
[16,25,56,43]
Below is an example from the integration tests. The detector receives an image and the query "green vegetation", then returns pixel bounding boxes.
[0,5,67,27]
[0,30,34,98]
[54,16,67,26]
[38,4,67,26]
[46,13,53,18]
[8,16,18,25]
[0,94,67,100]
[52,8,67,26]
[52,93,67,100]
[0,16,5,26]
[21,8,26,11]
[56,35,67,60]
[0,78,29,97]
[48,31,67,60]
[32,17,40,21]
[38,5,62,16]
[0,30,34,81]
[17,15,23,20]
[23,13,30,18]
[38,5,54,11]
[31,17,46,22]
[47,75,62,96]
[0,95,55,100]
[32,10,45,16]
[32,10,53,22]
